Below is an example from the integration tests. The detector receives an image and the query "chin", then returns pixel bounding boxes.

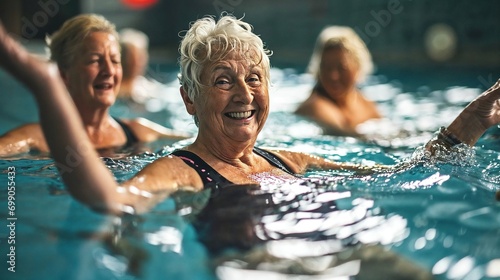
[96,96,116,108]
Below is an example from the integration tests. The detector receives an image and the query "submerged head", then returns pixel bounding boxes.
[308,26,373,96]
[178,15,271,142]
[47,14,122,109]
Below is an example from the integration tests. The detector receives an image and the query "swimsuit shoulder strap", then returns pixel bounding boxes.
[253,147,295,175]
[113,117,139,147]
[170,150,233,189]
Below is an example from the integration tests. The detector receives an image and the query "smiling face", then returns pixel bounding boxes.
[318,47,359,100]
[61,31,122,110]
[186,51,269,144]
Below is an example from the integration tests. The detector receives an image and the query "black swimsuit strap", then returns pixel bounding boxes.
[252,147,295,175]
[170,150,233,189]
[113,117,139,147]
[170,147,296,189]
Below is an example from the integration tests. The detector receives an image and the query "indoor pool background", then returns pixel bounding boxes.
[0,63,499,280]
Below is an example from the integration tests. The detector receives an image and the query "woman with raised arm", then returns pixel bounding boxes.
[0,14,189,157]
[0,15,498,215]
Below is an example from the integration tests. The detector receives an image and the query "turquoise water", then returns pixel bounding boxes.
[0,67,499,280]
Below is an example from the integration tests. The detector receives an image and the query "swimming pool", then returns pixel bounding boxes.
[0,65,499,280]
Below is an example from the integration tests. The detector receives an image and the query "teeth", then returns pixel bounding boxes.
[95,84,112,89]
[227,111,252,119]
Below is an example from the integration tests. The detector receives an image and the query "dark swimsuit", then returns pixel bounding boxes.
[113,117,139,147]
[170,147,296,189]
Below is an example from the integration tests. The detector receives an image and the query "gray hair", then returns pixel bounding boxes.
[307,26,373,83]
[178,15,271,103]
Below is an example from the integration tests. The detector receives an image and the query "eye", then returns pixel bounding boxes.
[215,77,233,90]
[338,64,348,71]
[247,74,262,87]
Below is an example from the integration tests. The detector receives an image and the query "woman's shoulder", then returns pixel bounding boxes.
[2,123,43,138]
[355,91,382,118]
[0,123,48,154]
[296,91,341,115]
[135,153,205,192]
[258,148,314,174]
[122,118,189,142]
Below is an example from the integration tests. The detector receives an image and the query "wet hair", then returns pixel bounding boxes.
[307,26,373,83]
[178,15,271,103]
[46,14,119,70]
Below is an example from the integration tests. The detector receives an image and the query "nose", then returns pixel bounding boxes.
[100,57,116,77]
[328,69,341,81]
[232,79,253,104]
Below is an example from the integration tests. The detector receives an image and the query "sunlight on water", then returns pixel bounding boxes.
[1,68,499,280]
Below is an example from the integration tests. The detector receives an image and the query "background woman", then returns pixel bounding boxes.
[0,14,188,157]
[295,26,381,136]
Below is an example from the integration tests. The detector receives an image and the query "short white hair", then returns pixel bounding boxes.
[178,15,271,102]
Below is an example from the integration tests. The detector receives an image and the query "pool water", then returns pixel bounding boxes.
[0,66,499,280]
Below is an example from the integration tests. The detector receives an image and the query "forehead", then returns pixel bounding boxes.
[204,51,263,74]
[80,31,120,53]
[321,47,356,64]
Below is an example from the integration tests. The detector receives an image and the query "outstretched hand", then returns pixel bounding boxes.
[469,79,500,129]
[446,79,500,146]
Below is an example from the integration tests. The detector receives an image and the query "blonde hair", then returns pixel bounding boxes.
[46,14,119,70]
[308,26,373,83]
[178,15,271,102]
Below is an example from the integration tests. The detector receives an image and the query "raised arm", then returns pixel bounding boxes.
[425,79,500,151]
[445,79,500,146]
[0,22,128,212]
[0,22,202,212]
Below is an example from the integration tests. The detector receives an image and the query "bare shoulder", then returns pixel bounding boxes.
[3,123,42,134]
[265,148,352,173]
[123,118,189,142]
[296,93,336,115]
[126,154,204,193]
[0,123,48,153]
[261,148,325,174]
[305,93,343,116]
[358,91,382,118]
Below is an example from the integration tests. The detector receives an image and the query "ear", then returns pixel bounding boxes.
[180,86,196,115]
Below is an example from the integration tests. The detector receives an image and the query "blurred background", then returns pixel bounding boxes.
[1,0,498,69]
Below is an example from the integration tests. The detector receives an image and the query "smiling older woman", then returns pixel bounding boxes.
[0,14,188,157]
[0,15,499,213]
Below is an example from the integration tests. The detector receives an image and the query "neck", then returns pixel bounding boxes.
[188,133,256,167]
[77,107,114,140]
[315,83,358,107]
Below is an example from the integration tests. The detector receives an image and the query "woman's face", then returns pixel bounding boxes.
[318,47,359,99]
[62,31,122,109]
[193,51,269,143]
